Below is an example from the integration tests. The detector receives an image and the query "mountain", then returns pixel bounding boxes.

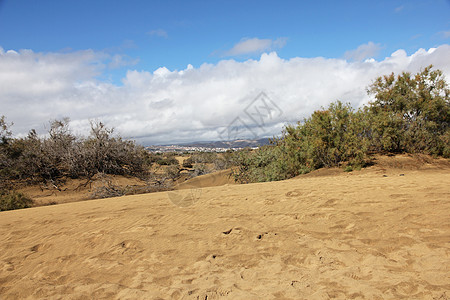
[177,138,271,148]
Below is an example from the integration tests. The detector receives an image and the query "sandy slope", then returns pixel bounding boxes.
[1,157,449,299]
[175,169,235,190]
[19,175,149,206]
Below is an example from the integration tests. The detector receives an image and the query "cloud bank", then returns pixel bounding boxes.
[1,44,449,145]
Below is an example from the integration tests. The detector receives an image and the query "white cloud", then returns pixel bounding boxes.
[224,37,287,56]
[439,30,450,39]
[394,5,404,13]
[0,48,102,98]
[148,29,168,38]
[1,45,450,145]
[108,54,139,69]
[344,42,382,61]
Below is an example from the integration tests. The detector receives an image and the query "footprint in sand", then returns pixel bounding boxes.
[111,240,145,255]
[264,199,275,205]
[285,190,302,197]
[1,260,15,272]
[29,243,52,254]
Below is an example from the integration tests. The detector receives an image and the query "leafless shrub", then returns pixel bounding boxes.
[190,152,218,164]
[1,117,151,187]
[213,157,228,170]
[191,163,211,177]
[164,165,181,181]
[89,173,127,199]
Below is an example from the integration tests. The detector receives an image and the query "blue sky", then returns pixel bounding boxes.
[0,0,449,144]
[1,0,449,79]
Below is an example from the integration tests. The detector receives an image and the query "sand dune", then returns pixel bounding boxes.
[1,156,449,299]
[175,169,235,189]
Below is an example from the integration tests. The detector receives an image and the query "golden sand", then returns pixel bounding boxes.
[1,155,449,299]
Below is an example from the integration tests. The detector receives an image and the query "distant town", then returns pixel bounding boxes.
[146,145,246,153]
[145,138,271,153]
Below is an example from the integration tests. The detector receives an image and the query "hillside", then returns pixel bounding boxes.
[0,155,449,299]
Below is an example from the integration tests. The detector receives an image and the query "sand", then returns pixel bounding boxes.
[1,155,449,299]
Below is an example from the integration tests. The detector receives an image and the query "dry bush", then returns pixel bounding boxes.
[190,152,218,164]
[164,165,181,181]
[213,157,230,170]
[143,172,174,191]
[89,173,127,199]
[191,163,211,177]
[182,159,193,168]
[0,118,150,187]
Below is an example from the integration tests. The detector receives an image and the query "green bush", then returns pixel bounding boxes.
[290,101,370,169]
[233,66,449,183]
[0,190,33,211]
[233,101,370,183]
[367,65,449,156]
[148,152,180,166]
[155,156,179,166]
[344,166,353,172]
[232,146,302,183]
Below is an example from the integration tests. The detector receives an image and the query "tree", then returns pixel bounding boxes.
[367,65,450,156]
[0,116,13,188]
[80,120,148,177]
[0,115,13,145]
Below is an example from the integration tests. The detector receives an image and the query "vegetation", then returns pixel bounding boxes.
[179,151,235,174]
[182,160,193,168]
[0,119,150,186]
[1,65,448,208]
[1,116,235,207]
[149,152,179,166]
[0,118,153,208]
[367,66,449,156]
[0,190,33,211]
[232,66,449,183]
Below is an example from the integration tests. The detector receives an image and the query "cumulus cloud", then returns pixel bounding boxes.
[224,37,287,56]
[344,42,382,61]
[148,29,168,38]
[1,44,450,145]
